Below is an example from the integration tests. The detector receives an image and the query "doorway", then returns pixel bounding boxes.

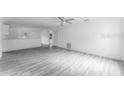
[40,30,54,48]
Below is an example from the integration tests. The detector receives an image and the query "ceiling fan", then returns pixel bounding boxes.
[58,17,74,26]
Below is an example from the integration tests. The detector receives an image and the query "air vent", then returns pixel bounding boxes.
[67,43,71,49]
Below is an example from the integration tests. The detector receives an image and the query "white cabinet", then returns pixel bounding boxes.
[2,40,8,52]
[2,24,10,52]
[2,39,41,52]
[2,24,10,39]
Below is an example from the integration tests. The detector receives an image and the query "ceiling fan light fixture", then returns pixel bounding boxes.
[58,17,74,26]
[83,17,89,21]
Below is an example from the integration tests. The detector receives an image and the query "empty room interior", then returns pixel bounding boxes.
[0,17,124,76]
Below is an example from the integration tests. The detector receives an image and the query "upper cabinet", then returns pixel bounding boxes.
[2,24,10,39]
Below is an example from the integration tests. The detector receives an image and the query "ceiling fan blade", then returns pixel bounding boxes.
[66,21,72,24]
[65,18,74,21]
[58,17,64,21]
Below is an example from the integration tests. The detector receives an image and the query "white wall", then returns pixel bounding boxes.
[121,18,124,60]
[41,30,49,45]
[57,17,123,60]
[53,30,58,46]
[0,18,3,58]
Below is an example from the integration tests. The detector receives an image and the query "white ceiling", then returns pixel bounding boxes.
[3,17,85,28]
[3,17,60,28]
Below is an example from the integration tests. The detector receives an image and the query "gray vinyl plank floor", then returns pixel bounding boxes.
[0,47,124,76]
